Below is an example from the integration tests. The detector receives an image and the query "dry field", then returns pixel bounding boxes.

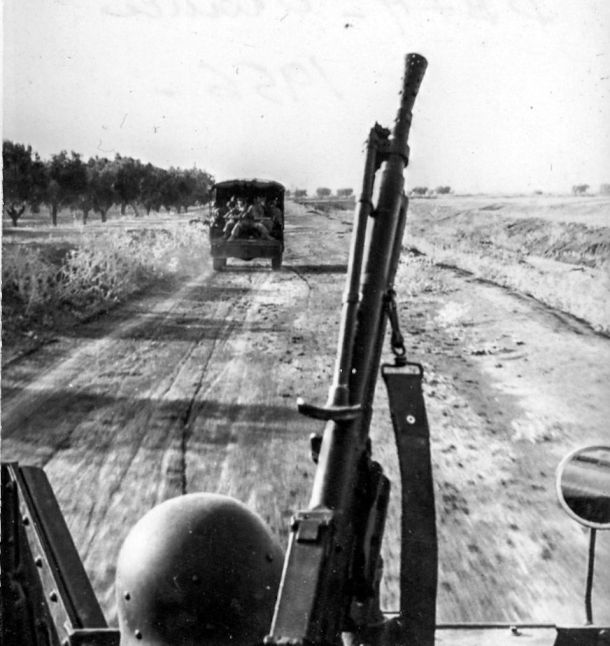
[407,195,610,334]
[2,195,609,629]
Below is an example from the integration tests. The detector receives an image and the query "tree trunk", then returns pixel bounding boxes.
[100,208,108,223]
[83,209,89,225]
[51,204,58,226]
[121,202,126,215]
[8,205,25,227]
[131,202,140,217]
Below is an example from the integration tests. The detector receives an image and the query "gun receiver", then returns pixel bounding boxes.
[267,53,429,646]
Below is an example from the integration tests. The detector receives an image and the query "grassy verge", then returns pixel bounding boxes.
[2,221,208,355]
[406,199,610,334]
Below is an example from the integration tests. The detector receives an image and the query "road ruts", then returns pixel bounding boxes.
[1,208,351,623]
[3,204,609,626]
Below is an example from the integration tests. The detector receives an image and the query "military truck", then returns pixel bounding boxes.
[208,179,285,271]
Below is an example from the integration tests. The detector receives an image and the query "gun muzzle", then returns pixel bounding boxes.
[402,53,428,104]
[390,52,428,166]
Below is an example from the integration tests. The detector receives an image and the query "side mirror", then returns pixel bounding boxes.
[556,445,610,529]
[556,445,610,627]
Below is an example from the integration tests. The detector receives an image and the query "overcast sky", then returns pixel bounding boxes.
[3,0,609,194]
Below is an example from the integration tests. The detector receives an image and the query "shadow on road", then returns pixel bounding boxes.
[213,265,276,273]
[285,264,347,274]
[60,314,288,342]
[2,388,304,455]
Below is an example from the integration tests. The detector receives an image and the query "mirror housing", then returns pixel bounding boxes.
[556,445,610,530]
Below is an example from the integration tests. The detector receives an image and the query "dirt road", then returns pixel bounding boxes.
[3,204,609,626]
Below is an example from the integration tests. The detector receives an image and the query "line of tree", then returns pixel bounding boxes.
[336,188,354,198]
[571,184,589,195]
[290,187,354,200]
[2,140,215,227]
[409,186,452,196]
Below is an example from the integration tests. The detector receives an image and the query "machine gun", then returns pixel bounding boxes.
[265,52,610,646]
[266,52,435,646]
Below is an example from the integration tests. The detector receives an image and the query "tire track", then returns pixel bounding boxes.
[73,272,268,543]
[2,275,211,438]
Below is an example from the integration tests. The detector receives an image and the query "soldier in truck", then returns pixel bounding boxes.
[228,197,274,240]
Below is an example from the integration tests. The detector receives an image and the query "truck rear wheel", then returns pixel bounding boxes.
[271,254,282,271]
[213,257,226,271]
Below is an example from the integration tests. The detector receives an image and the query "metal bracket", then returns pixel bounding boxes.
[370,123,410,170]
[1,463,120,646]
[297,397,362,421]
[554,626,610,645]
[383,289,407,363]
[292,509,335,544]
[363,123,391,174]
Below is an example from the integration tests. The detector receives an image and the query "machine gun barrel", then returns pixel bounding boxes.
[326,53,427,412]
[268,53,427,646]
[327,128,380,408]
[310,50,427,510]
[349,53,426,412]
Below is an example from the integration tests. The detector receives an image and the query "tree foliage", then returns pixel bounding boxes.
[2,141,47,226]
[410,186,429,196]
[316,187,332,197]
[572,184,589,195]
[45,151,89,225]
[2,140,215,226]
[87,157,118,222]
[114,155,144,215]
[434,185,452,194]
[336,188,354,197]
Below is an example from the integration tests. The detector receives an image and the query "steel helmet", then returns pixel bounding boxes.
[116,493,284,646]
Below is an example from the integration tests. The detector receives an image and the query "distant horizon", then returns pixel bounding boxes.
[4,0,609,197]
[4,134,607,198]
